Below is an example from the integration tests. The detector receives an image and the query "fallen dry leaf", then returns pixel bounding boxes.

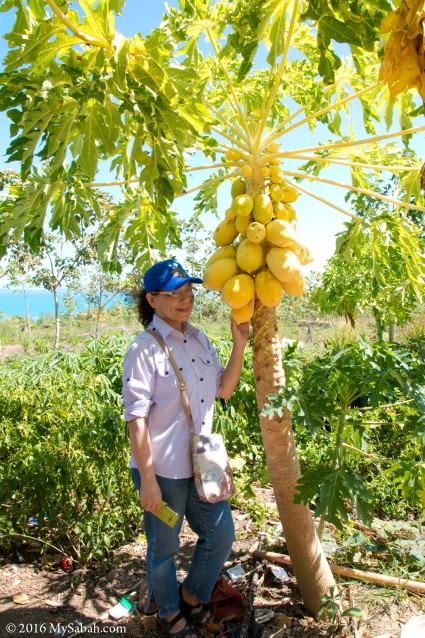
[12,592,30,605]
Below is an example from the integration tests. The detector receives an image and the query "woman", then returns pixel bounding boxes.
[122,259,249,638]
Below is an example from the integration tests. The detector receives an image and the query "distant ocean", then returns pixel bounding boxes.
[0,288,124,320]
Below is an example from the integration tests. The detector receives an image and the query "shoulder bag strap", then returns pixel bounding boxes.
[146,329,195,433]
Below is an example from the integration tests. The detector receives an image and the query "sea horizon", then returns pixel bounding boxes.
[0,288,123,320]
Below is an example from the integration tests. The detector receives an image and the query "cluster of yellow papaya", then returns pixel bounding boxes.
[203,144,313,324]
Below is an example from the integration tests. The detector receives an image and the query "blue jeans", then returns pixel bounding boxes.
[131,468,235,618]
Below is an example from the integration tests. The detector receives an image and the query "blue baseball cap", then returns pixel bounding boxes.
[144,259,203,292]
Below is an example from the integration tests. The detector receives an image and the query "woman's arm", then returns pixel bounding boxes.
[218,319,250,400]
[127,417,162,513]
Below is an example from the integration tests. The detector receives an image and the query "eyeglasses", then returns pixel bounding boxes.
[154,289,195,301]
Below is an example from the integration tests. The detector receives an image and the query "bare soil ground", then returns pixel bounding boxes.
[1,506,424,638]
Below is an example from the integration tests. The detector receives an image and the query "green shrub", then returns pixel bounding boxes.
[264,335,425,529]
[0,335,139,563]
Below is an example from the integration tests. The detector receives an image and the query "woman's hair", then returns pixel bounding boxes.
[132,288,155,328]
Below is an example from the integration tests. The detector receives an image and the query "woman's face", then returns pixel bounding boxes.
[146,283,195,330]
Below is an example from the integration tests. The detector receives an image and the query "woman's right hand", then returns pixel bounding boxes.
[140,476,162,513]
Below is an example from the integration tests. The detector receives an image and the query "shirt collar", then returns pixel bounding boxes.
[150,314,197,340]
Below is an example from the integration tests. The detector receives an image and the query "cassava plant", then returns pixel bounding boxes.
[1,0,425,615]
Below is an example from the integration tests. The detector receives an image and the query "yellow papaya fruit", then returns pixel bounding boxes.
[291,241,313,265]
[273,202,289,220]
[269,165,284,184]
[232,194,254,217]
[225,207,236,220]
[282,273,305,297]
[269,184,284,202]
[235,214,252,234]
[266,219,296,248]
[231,178,246,198]
[236,238,263,273]
[214,219,238,246]
[267,142,280,153]
[274,202,296,221]
[232,299,254,324]
[270,157,281,166]
[255,270,283,307]
[281,184,299,203]
[222,274,255,309]
[260,166,270,177]
[203,258,239,291]
[206,245,237,267]
[246,221,266,243]
[252,193,273,224]
[225,149,241,162]
[266,247,302,283]
[242,164,252,177]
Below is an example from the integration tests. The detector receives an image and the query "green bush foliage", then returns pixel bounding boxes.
[213,339,266,481]
[264,335,425,530]
[1,328,424,566]
[0,334,140,563]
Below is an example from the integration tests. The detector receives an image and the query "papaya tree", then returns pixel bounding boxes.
[312,177,425,340]
[1,0,425,614]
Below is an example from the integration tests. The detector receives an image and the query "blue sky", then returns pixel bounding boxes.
[2,1,420,275]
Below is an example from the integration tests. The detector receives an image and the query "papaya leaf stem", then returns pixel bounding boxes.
[209,106,250,146]
[291,181,362,220]
[206,27,252,144]
[210,124,251,152]
[86,179,138,187]
[281,125,425,158]
[279,169,425,214]
[290,155,421,173]
[254,0,299,152]
[186,161,234,171]
[342,443,383,460]
[263,82,383,148]
[46,0,113,55]
[175,169,240,198]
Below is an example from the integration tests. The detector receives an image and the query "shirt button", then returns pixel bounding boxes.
[184,339,187,343]
[200,378,203,381]
[179,367,183,371]
[207,360,210,363]
[202,421,205,425]
[192,358,195,362]
[201,399,204,403]
[165,371,169,375]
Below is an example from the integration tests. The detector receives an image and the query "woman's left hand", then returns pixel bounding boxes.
[230,318,250,348]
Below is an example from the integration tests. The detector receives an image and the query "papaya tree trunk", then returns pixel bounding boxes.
[251,301,335,615]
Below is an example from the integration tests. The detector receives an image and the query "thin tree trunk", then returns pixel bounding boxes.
[251,301,335,615]
[23,287,32,339]
[388,318,396,343]
[87,302,91,335]
[373,307,383,341]
[95,277,102,339]
[53,289,60,348]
